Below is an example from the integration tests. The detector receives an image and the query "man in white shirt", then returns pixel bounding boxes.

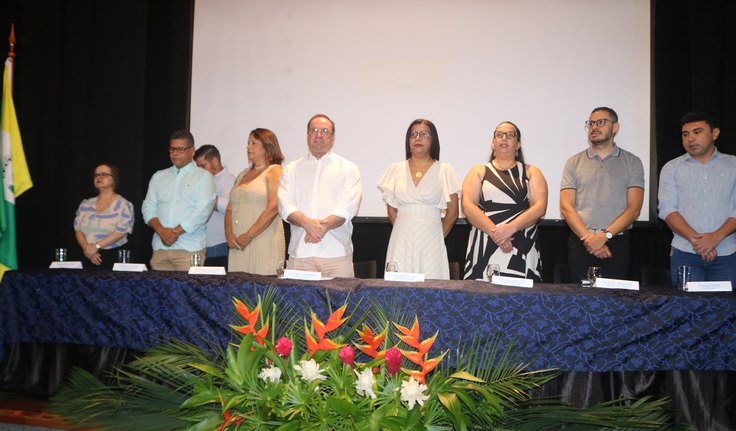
[278,114,362,277]
[195,145,236,267]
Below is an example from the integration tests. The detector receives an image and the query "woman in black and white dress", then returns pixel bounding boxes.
[462,121,548,281]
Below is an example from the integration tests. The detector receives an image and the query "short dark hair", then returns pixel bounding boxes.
[591,106,618,123]
[194,144,221,162]
[170,130,194,148]
[307,114,335,134]
[95,163,120,191]
[680,111,718,130]
[250,128,285,166]
[489,121,525,164]
[405,119,440,160]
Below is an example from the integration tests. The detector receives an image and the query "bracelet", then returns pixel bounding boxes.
[95,243,101,250]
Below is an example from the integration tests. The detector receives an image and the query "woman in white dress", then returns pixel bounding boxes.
[225,128,285,274]
[462,121,548,281]
[377,119,460,279]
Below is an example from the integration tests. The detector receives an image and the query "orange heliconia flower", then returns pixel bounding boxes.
[393,317,445,384]
[305,304,348,357]
[229,298,269,345]
[312,304,349,340]
[356,324,389,359]
[305,326,343,357]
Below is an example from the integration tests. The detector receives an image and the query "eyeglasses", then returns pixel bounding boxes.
[308,127,333,136]
[494,131,518,139]
[93,172,112,178]
[409,131,431,139]
[169,145,193,153]
[584,118,616,129]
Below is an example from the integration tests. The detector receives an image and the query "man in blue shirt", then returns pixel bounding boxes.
[658,112,736,285]
[142,130,215,270]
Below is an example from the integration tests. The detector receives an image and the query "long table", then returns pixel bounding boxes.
[2,269,734,372]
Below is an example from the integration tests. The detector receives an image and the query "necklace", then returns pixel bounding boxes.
[410,159,433,179]
[254,164,266,170]
[492,159,516,171]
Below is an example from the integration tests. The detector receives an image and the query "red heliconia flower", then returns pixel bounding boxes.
[275,337,293,358]
[339,345,355,367]
[385,347,402,376]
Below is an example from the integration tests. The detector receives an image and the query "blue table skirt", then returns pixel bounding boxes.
[1,269,734,372]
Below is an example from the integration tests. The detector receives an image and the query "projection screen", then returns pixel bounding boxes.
[191,0,651,220]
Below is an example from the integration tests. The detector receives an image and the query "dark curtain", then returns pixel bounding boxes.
[0,0,193,268]
[654,0,736,170]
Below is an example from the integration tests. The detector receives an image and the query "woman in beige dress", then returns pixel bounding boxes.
[225,128,285,274]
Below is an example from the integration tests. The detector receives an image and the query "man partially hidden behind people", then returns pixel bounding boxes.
[278,114,362,277]
[142,130,215,270]
[194,144,236,267]
[560,107,645,282]
[658,112,736,285]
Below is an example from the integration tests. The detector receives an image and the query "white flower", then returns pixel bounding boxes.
[294,359,327,383]
[354,368,377,399]
[400,378,429,409]
[258,364,282,383]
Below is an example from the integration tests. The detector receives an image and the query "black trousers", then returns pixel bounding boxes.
[567,231,630,282]
[82,247,120,270]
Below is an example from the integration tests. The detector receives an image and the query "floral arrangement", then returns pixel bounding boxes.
[52,288,678,430]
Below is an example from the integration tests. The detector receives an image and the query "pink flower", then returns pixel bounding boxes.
[385,347,402,376]
[339,345,355,367]
[275,337,292,357]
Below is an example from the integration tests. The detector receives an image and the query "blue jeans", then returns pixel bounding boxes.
[205,242,229,268]
[206,242,229,258]
[670,247,736,286]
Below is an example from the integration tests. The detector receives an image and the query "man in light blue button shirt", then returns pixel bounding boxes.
[658,112,736,285]
[142,130,216,270]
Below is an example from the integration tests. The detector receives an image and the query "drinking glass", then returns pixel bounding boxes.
[586,266,601,286]
[276,260,286,278]
[385,261,398,273]
[486,263,500,280]
[117,249,130,263]
[190,253,202,267]
[55,248,67,262]
[677,265,691,290]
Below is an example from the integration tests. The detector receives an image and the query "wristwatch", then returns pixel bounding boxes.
[95,243,101,250]
[604,230,613,240]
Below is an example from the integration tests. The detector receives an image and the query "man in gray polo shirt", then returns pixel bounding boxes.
[560,107,645,282]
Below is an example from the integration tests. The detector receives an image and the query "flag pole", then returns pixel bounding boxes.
[8,23,15,59]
